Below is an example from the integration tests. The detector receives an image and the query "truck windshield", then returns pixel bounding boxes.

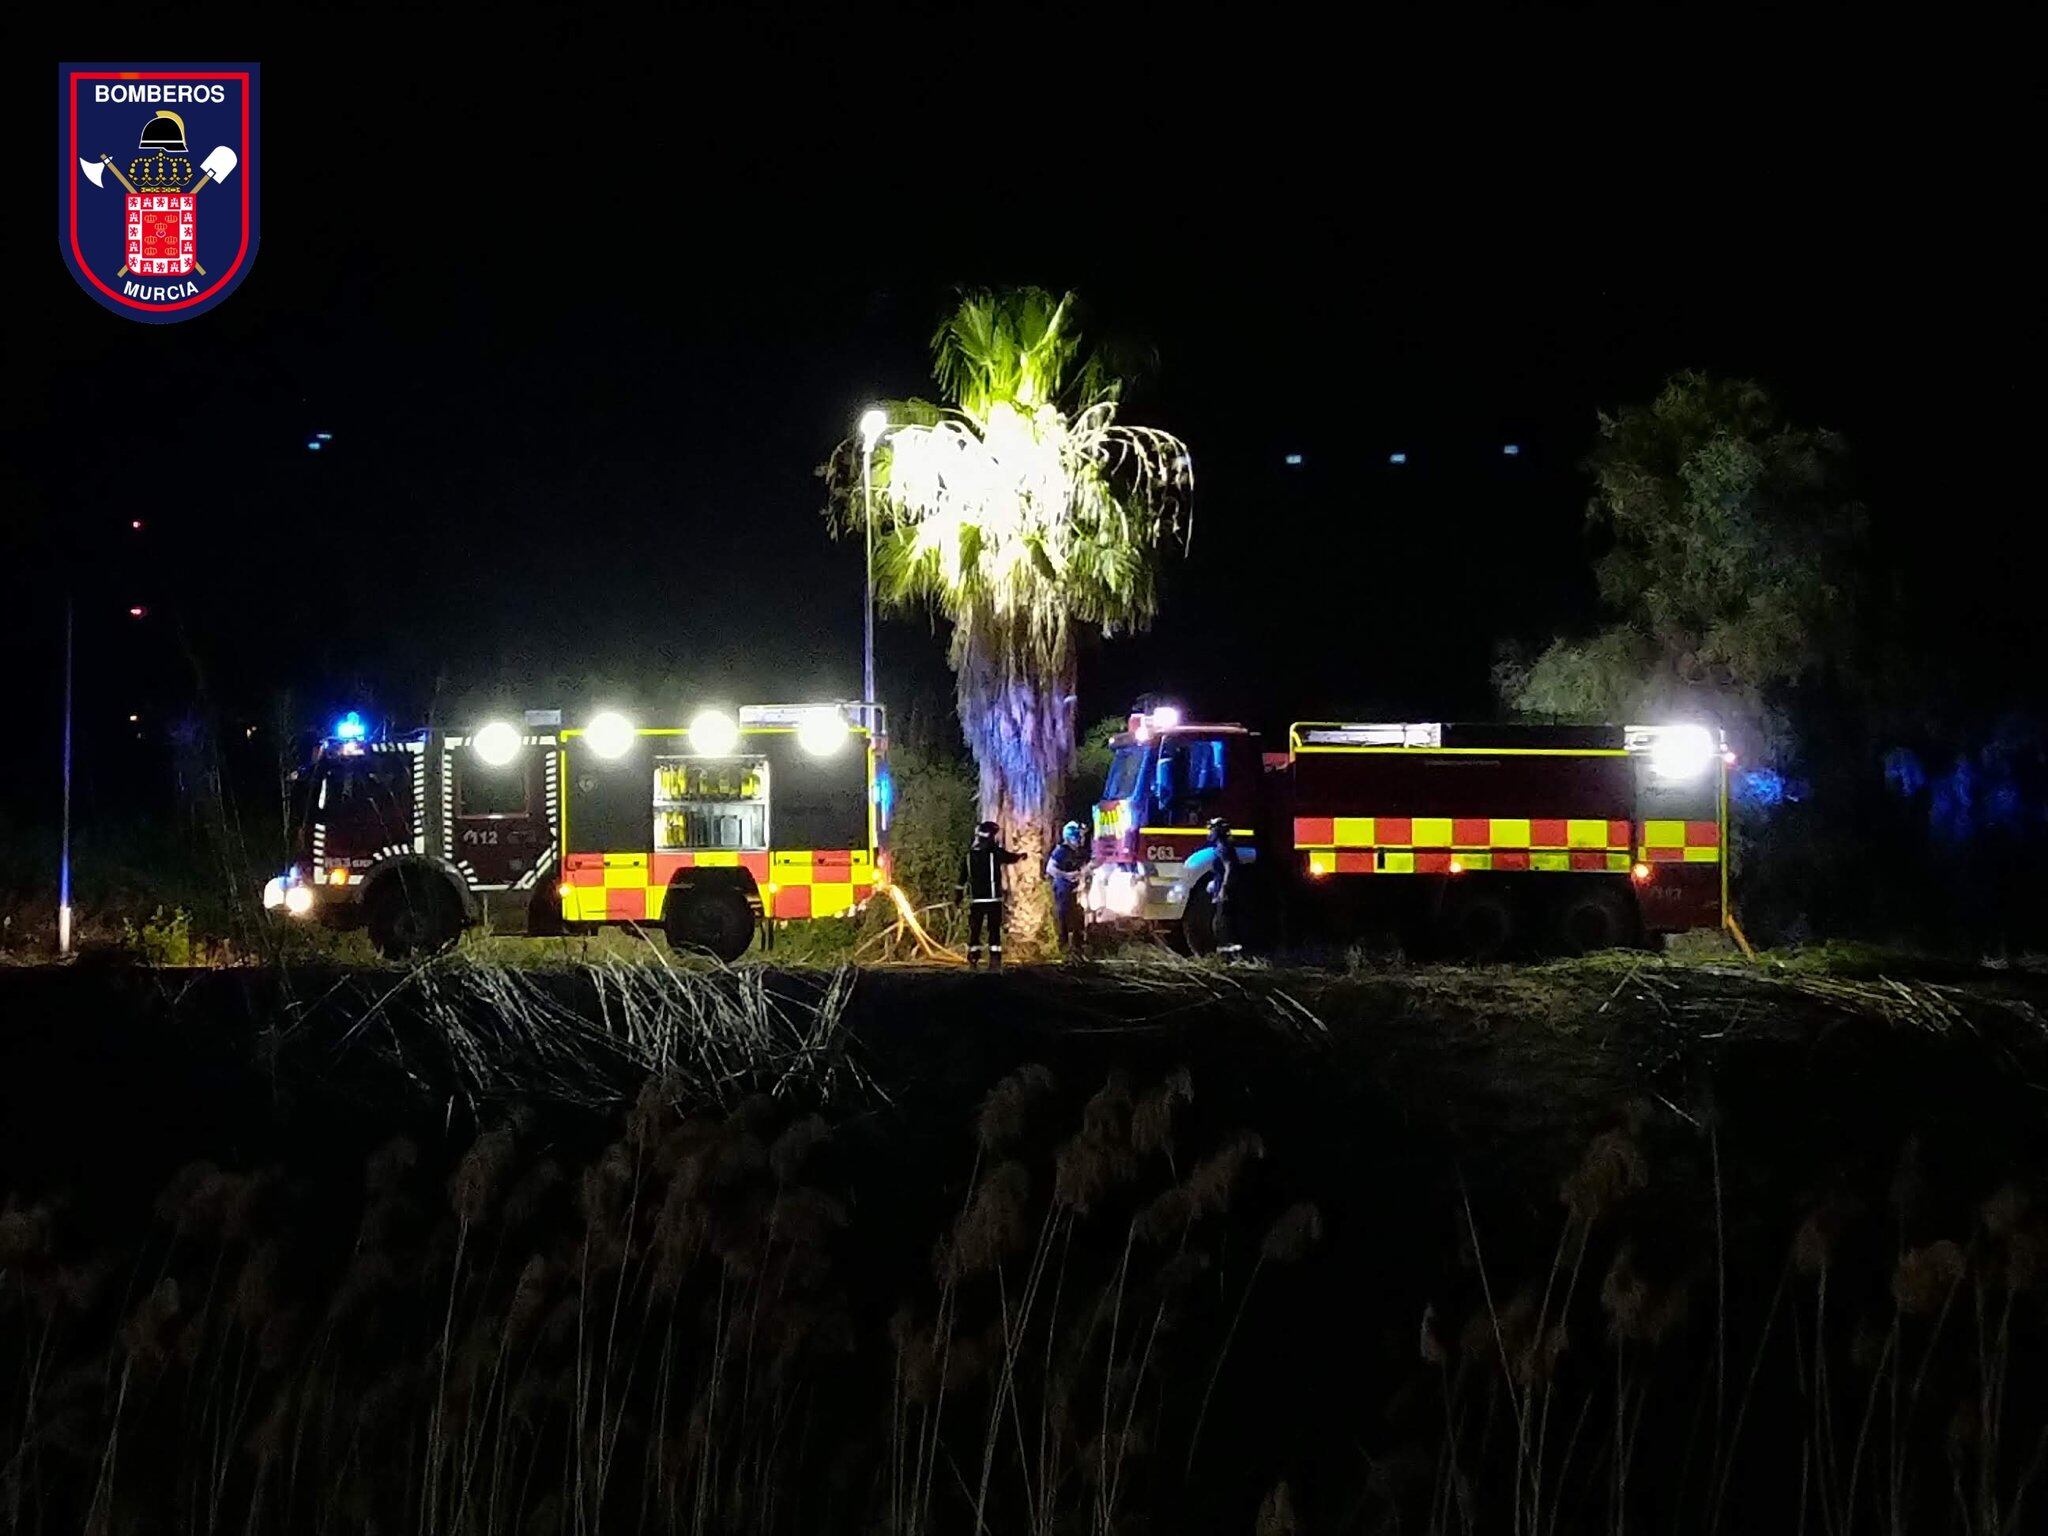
[1103,745,1145,801]
[325,756,407,805]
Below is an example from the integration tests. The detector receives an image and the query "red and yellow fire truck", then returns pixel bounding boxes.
[1085,705,1728,956]
[265,703,888,960]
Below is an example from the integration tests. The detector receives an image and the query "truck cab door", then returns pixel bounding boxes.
[449,743,553,889]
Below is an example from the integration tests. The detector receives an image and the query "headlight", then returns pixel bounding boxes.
[284,885,315,916]
[584,710,636,760]
[1106,870,1144,916]
[261,876,285,910]
[472,719,522,766]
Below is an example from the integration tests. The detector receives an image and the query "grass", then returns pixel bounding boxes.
[2,950,2045,1531]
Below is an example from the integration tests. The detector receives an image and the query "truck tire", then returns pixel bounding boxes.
[663,886,755,962]
[1553,883,1637,955]
[1442,889,1516,962]
[365,869,463,960]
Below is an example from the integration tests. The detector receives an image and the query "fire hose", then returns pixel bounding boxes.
[855,879,968,965]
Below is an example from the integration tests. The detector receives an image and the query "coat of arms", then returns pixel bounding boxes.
[60,64,260,322]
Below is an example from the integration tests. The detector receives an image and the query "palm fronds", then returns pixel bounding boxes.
[824,288,1191,898]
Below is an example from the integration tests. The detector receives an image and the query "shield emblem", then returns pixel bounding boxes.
[125,192,196,276]
[59,63,260,323]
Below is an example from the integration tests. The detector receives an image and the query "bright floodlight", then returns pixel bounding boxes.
[1150,705,1182,730]
[585,710,636,760]
[797,705,850,757]
[283,884,315,916]
[1649,723,1717,780]
[859,408,887,448]
[689,708,741,757]
[472,720,522,767]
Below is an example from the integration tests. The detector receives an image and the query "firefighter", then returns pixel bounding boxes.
[1045,820,1092,959]
[1205,816,1244,959]
[962,820,1024,970]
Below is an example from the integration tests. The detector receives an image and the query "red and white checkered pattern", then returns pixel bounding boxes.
[125,193,196,276]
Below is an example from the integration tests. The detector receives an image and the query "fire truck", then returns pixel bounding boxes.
[1084,705,1728,957]
[264,703,887,961]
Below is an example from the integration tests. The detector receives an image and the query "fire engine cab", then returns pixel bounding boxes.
[265,703,887,961]
[1086,705,1728,957]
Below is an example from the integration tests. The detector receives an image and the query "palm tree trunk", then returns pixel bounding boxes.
[996,804,1052,957]
[954,626,1074,958]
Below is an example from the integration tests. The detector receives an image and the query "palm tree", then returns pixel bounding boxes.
[829,288,1193,943]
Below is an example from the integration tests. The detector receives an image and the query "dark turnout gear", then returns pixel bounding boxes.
[1046,826,1091,957]
[1206,818,1243,957]
[963,821,1024,969]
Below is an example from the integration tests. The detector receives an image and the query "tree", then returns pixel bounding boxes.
[1498,372,1865,755]
[828,289,1192,941]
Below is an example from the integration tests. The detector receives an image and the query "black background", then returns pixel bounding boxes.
[7,9,2037,822]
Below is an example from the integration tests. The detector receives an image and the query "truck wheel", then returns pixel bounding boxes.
[663,886,755,962]
[366,870,462,960]
[1443,890,1516,961]
[1553,884,1637,955]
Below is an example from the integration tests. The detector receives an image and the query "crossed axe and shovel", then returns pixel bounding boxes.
[79,145,238,279]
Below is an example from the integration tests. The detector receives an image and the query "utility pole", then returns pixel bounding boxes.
[59,593,74,956]
[859,408,886,705]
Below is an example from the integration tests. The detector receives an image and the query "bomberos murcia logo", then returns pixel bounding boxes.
[59,63,260,323]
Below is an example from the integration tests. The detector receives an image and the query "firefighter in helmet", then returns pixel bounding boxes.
[130,110,193,193]
[1045,820,1093,959]
[1205,816,1243,959]
[961,820,1024,970]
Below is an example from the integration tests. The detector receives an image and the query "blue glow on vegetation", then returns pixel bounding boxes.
[1736,768,1786,807]
[1884,747,1926,799]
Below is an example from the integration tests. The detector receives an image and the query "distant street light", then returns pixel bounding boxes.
[859,408,887,707]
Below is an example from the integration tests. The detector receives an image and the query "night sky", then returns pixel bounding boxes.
[8,14,2036,819]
